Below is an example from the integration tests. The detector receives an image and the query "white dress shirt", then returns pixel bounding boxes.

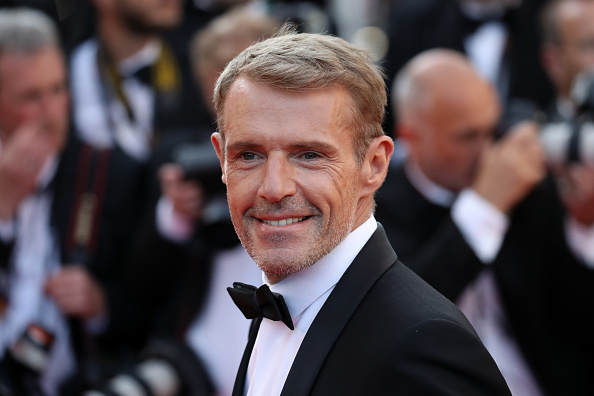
[460,0,523,102]
[245,217,377,396]
[70,38,159,161]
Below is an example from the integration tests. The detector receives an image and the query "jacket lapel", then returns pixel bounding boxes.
[232,317,262,396]
[280,223,397,396]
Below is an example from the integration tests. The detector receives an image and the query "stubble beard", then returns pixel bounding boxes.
[118,5,180,35]
[232,194,358,280]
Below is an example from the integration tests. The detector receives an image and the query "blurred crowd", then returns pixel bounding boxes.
[0,0,592,395]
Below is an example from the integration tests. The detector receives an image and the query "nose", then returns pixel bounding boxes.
[258,154,297,202]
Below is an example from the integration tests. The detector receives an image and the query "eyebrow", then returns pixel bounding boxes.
[226,140,338,153]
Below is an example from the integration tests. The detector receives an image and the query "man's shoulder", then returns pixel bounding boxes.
[367,259,474,331]
[308,259,510,395]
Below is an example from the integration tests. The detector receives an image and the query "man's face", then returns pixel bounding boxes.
[212,78,366,283]
[547,1,594,98]
[409,81,500,192]
[116,0,182,34]
[0,47,69,149]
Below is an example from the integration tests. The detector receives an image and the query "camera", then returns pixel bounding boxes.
[0,324,55,396]
[171,140,237,249]
[83,340,213,396]
[172,140,230,227]
[499,69,594,168]
[172,141,223,195]
[539,70,594,168]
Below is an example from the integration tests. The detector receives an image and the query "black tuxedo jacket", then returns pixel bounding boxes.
[375,164,594,395]
[234,224,511,396]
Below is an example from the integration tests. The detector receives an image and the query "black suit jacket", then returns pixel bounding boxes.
[375,164,594,395]
[235,224,511,395]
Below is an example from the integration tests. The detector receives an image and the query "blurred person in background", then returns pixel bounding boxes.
[47,0,214,391]
[382,0,554,135]
[83,8,280,396]
[375,48,594,395]
[0,8,75,395]
[538,0,594,261]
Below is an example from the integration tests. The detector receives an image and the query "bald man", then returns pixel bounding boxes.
[375,49,594,395]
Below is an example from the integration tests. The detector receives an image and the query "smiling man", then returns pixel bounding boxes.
[211,27,511,396]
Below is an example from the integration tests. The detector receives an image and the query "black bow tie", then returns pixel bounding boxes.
[459,8,515,36]
[227,282,294,330]
[131,64,152,86]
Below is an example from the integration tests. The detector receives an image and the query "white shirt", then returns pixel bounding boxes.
[185,244,261,396]
[460,0,522,102]
[70,38,159,161]
[245,217,377,396]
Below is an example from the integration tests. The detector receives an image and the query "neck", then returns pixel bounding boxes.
[97,16,156,63]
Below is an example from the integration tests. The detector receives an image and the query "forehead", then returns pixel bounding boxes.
[221,78,354,146]
[0,48,64,92]
[558,1,594,31]
[421,78,499,135]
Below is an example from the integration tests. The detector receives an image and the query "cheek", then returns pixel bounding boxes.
[226,173,256,211]
[0,103,34,132]
[302,172,353,212]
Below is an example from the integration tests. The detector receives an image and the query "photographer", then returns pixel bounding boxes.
[375,48,594,395]
[83,8,280,396]
[539,0,594,234]
[0,8,74,395]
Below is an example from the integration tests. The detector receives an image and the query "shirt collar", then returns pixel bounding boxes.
[405,159,456,207]
[118,39,161,78]
[266,216,377,322]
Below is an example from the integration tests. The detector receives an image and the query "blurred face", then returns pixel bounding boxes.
[407,80,500,192]
[546,1,594,98]
[0,47,69,149]
[116,0,182,33]
[212,78,368,283]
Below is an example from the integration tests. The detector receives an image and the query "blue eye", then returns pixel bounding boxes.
[242,152,257,160]
[302,152,319,160]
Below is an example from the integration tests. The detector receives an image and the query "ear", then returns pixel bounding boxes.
[359,136,394,197]
[211,132,227,184]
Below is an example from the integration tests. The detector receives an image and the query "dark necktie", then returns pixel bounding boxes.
[227,282,294,330]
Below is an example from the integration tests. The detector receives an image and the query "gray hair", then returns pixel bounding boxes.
[0,8,60,56]
[214,25,387,166]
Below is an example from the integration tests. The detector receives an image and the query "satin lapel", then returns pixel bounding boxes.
[232,317,262,396]
[280,223,397,396]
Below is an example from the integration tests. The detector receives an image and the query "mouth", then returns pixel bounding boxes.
[259,216,310,226]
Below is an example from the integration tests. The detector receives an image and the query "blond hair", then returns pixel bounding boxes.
[214,25,387,165]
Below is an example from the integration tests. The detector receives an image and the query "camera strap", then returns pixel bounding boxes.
[96,39,182,134]
[0,242,13,319]
[64,143,111,265]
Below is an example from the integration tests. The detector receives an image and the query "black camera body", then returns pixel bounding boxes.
[498,69,594,168]
[0,324,55,396]
[83,340,213,396]
[172,141,223,194]
[539,70,594,168]
[171,140,237,250]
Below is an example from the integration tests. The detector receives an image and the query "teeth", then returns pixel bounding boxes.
[263,217,306,226]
